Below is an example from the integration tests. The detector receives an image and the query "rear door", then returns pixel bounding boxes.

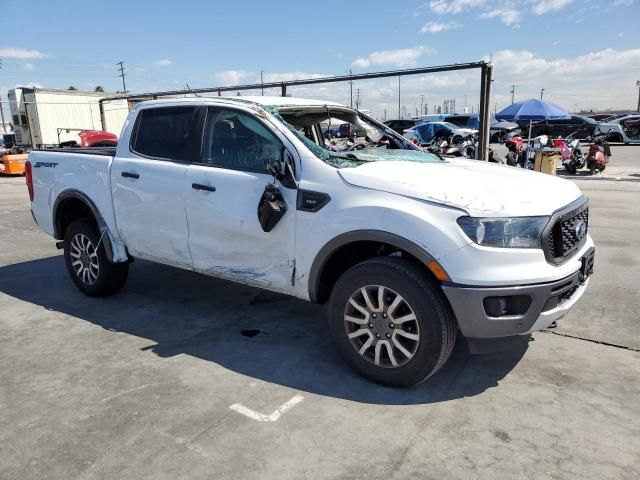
[111,105,202,267]
[185,106,297,293]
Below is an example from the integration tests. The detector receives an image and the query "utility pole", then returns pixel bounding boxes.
[349,69,353,108]
[420,94,424,117]
[355,88,361,110]
[636,80,640,112]
[398,76,401,119]
[540,88,545,100]
[0,58,6,133]
[260,71,264,96]
[510,84,516,104]
[116,61,127,93]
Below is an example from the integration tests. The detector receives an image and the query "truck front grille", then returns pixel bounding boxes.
[543,199,589,264]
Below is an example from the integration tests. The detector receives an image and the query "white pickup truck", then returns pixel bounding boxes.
[26,96,594,386]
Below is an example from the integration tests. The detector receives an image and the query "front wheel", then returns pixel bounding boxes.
[64,219,129,297]
[565,163,577,175]
[328,257,457,387]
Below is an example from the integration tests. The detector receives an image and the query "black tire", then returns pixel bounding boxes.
[63,219,129,297]
[328,257,457,387]
[565,163,577,175]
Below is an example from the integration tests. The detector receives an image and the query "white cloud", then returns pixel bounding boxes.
[263,72,324,82]
[531,0,573,15]
[23,63,35,71]
[612,0,633,5]
[154,59,172,67]
[481,8,519,26]
[352,46,436,69]
[429,0,486,14]
[0,47,45,59]
[214,70,253,85]
[420,21,461,33]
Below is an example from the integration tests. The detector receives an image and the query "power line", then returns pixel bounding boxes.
[116,61,127,93]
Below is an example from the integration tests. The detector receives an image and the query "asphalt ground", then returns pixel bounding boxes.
[1,148,638,479]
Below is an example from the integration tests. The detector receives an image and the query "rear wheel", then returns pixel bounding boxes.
[328,257,457,387]
[63,219,128,296]
[506,151,518,166]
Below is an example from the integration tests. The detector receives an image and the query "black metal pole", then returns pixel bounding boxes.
[100,62,489,103]
[477,63,493,161]
[398,76,401,118]
[98,99,106,131]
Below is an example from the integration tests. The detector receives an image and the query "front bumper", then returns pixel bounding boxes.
[441,268,589,340]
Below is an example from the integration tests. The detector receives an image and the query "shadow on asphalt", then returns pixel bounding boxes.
[0,256,528,405]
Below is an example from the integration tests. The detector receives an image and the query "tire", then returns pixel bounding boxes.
[328,257,457,387]
[63,219,129,297]
[565,163,577,175]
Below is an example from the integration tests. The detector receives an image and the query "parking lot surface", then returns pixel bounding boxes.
[1,148,639,479]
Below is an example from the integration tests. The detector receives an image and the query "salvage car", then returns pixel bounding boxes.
[403,121,476,146]
[593,115,640,144]
[523,115,597,139]
[26,96,594,387]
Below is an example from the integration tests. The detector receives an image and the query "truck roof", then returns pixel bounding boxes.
[134,95,345,109]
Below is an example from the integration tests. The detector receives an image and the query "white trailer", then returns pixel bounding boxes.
[8,87,129,147]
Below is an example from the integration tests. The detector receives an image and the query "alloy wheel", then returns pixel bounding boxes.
[343,285,420,368]
[69,233,99,285]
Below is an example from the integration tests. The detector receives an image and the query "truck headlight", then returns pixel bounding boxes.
[457,216,549,248]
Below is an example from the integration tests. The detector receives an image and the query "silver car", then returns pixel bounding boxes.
[594,115,640,144]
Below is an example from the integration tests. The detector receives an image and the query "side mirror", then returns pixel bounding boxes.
[266,148,296,189]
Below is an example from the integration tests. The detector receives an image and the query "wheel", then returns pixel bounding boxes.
[63,219,129,297]
[565,163,577,175]
[328,257,457,387]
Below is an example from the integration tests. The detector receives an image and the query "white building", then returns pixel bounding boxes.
[8,88,130,147]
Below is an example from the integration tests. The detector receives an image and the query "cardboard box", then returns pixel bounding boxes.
[534,151,558,175]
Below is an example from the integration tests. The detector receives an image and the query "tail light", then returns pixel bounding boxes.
[25,161,34,202]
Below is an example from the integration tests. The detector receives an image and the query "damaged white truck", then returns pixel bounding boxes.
[26,96,594,386]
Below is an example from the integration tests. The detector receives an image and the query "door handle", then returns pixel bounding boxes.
[121,171,140,179]
[191,183,216,192]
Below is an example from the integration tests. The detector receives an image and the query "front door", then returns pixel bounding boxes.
[111,105,201,267]
[185,106,297,293]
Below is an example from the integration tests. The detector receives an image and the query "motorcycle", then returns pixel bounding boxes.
[443,133,477,159]
[504,134,524,166]
[554,132,585,175]
[586,134,611,175]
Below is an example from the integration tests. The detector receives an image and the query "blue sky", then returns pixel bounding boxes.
[1,0,639,117]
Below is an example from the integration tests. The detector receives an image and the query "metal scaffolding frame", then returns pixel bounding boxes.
[99,61,493,159]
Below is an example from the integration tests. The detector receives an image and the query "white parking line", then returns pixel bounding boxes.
[229,394,304,422]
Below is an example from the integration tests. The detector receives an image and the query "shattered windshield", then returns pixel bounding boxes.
[264,105,443,168]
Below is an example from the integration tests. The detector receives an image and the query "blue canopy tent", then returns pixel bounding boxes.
[495,99,571,145]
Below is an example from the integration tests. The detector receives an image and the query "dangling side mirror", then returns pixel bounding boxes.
[266,148,297,189]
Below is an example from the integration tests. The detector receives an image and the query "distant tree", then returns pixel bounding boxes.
[68,86,78,91]
[94,85,104,92]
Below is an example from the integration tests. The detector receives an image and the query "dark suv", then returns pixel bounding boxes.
[521,115,597,139]
[383,119,420,134]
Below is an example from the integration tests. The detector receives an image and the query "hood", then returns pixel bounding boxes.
[337,157,582,217]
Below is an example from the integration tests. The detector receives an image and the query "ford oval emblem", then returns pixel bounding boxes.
[575,220,587,239]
